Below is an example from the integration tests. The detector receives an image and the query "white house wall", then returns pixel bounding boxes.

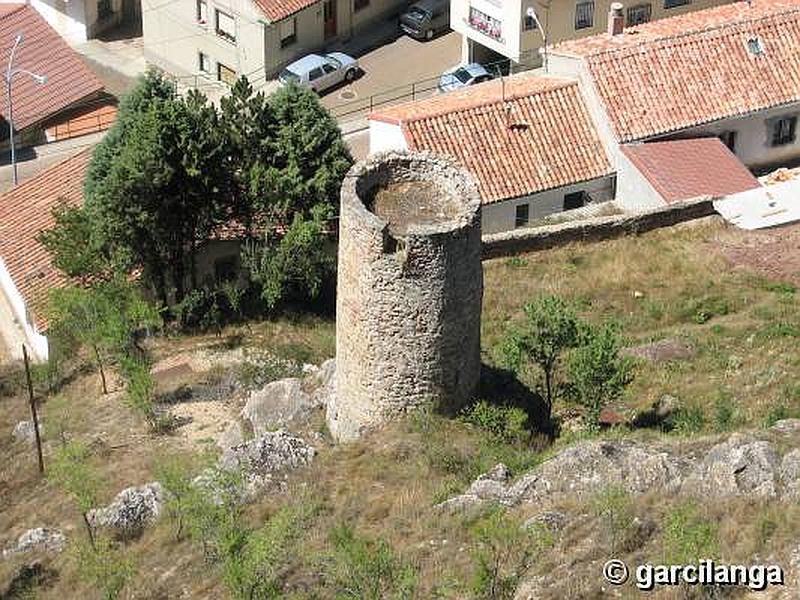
[481,176,615,234]
[0,257,49,362]
[368,120,410,154]
[614,146,666,211]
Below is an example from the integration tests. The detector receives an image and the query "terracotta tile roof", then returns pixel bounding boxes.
[369,75,614,203]
[252,0,318,22]
[0,4,104,132]
[621,138,761,203]
[0,148,93,331]
[551,0,800,142]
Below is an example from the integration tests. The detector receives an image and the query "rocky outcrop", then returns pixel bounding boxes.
[439,433,800,511]
[2,528,65,558]
[622,339,694,363]
[88,482,163,538]
[681,434,781,498]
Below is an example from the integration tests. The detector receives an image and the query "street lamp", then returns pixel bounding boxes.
[5,33,47,186]
[526,5,549,72]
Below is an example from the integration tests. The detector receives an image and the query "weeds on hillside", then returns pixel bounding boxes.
[71,537,134,600]
[591,485,634,555]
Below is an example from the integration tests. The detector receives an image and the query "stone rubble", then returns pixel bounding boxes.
[88,482,164,538]
[2,528,66,558]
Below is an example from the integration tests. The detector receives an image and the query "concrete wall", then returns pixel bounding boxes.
[262,4,326,76]
[330,151,483,442]
[144,0,274,83]
[368,119,410,153]
[452,0,736,63]
[481,175,615,233]
[482,195,715,258]
[19,0,123,43]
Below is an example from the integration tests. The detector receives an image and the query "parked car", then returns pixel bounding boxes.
[438,63,494,93]
[399,0,450,40]
[279,52,359,93]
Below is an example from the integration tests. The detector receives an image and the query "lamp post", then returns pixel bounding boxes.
[5,33,47,186]
[526,4,549,72]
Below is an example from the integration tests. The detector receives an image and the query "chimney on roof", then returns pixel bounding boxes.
[608,2,624,36]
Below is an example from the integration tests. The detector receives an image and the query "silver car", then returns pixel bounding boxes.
[279,52,360,94]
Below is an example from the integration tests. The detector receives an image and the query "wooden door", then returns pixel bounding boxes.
[324,0,337,39]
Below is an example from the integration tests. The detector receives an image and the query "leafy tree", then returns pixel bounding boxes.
[243,203,336,309]
[48,440,101,548]
[500,295,581,420]
[46,280,157,394]
[565,323,633,431]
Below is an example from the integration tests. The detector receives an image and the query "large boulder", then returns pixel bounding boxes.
[436,463,514,511]
[2,528,65,558]
[219,429,315,476]
[780,449,800,502]
[88,482,164,538]
[682,434,781,499]
[241,378,317,435]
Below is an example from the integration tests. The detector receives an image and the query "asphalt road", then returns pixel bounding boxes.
[321,31,462,123]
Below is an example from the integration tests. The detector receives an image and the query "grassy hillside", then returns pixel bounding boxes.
[2,217,799,599]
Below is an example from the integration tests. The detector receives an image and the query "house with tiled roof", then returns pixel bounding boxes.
[0,149,91,361]
[0,4,117,148]
[22,0,136,44]
[0,146,247,362]
[143,0,406,85]
[548,0,800,209]
[368,73,615,232]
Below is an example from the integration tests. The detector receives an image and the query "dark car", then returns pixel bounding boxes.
[399,0,450,40]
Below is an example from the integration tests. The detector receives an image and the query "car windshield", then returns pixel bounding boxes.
[280,69,300,82]
[326,56,342,69]
[453,68,473,84]
[408,6,428,19]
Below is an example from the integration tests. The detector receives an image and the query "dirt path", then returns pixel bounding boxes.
[713,221,800,284]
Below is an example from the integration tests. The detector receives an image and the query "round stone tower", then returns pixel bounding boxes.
[327,151,483,442]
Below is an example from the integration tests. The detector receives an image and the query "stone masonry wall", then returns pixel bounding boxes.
[328,151,483,442]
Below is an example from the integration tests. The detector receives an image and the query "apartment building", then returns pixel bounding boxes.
[143,0,406,87]
[450,0,736,67]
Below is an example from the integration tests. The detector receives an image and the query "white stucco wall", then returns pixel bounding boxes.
[0,257,49,362]
[368,119,410,154]
[614,146,665,212]
[481,175,615,233]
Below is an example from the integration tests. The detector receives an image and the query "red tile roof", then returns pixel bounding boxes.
[369,75,614,203]
[0,148,93,331]
[621,138,761,203]
[0,4,104,132]
[551,0,800,142]
[253,0,318,22]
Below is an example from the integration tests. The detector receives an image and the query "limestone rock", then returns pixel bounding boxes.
[219,429,315,477]
[682,434,780,498]
[438,440,685,511]
[2,528,65,558]
[12,421,37,444]
[780,449,800,501]
[217,420,244,451]
[524,511,568,533]
[88,482,163,538]
[241,378,318,435]
[772,419,800,435]
[309,358,336,407]
[622,339,694,363]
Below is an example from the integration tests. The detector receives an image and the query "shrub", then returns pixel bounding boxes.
[72,537,134,600]
[680,295,730,324]
[668,405,706,435]
[48,440,101,547]
[461,401,530,444]
[469,509,552,600]
[662,503,719,565]
[565,323,633,431]
[712,392,738,432]
[119,356,159,431]
[153,455,198,540]
[324,524,417,600]
[591,484,634,555]
[236,349,303,391]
